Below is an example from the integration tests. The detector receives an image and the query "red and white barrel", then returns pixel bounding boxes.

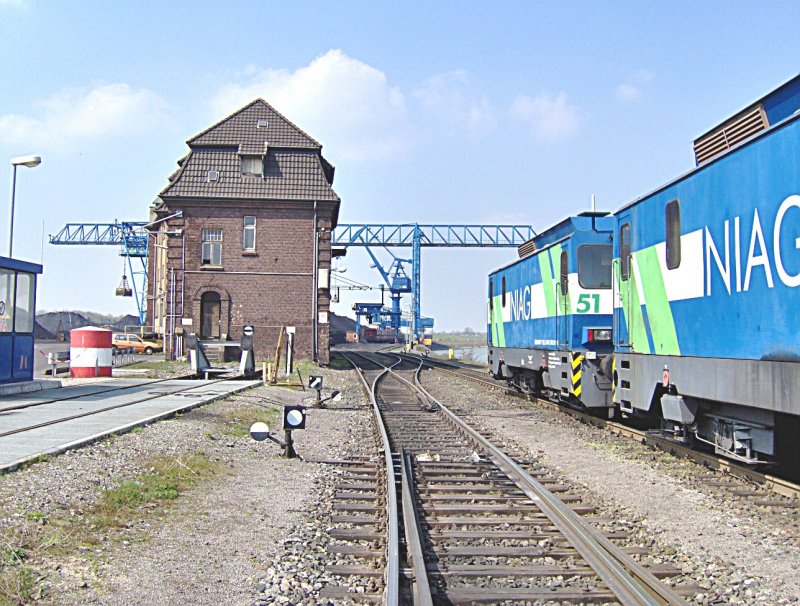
[69,327,113,378]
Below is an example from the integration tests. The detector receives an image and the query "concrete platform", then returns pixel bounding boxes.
[0,379,62,398]
[0,378,259,471]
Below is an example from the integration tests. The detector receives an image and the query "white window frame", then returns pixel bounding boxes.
[243,216,256,251]
[241,155,263,177]
[201,228,223,266]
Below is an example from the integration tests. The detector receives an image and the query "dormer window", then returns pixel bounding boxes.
[241,155,263,177]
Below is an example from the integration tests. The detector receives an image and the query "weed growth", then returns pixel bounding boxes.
[222,405,280,438]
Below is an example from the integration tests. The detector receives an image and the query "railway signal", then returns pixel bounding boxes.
[249,405,307,459]
[283,405,307,430]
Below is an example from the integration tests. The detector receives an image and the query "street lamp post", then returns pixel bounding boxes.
[8,155,41,258]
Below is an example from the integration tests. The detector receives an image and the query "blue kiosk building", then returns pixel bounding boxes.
[0,256,43,384]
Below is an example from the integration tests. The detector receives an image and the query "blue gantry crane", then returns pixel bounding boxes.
[333,224,536,340]
[49,221,150,324]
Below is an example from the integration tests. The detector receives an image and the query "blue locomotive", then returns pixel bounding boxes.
[488,213,615,412]
[489,74,800,464]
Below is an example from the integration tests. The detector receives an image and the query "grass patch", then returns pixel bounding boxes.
[125,360,189,372]
[1,452,222,604]
[0,565,37,606]
[90,452,221,530]
[222,405,281,438]
[328,354,353,370]
[0,526,65,605]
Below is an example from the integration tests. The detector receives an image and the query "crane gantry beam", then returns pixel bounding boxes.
[49,221,149,256]
[332,224,536,339]
[49,221,150,324]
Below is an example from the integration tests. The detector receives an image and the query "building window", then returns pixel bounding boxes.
[243,216,256,251]
[241,155,263,176]
[620,223,631,281]
[201,229,222,266]
[666,199,681,270]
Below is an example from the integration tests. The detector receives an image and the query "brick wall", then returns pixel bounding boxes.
[148,199,337,364]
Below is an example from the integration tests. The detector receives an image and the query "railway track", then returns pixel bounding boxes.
[400,351,800,502]
[334,350,691,605]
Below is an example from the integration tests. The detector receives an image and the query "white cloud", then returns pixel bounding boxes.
[414,70,496,133]
[0,83,168,150]
[212,49,409,163]
[616,83,642,102]
[616,69,655,103]
[510,93,580,139]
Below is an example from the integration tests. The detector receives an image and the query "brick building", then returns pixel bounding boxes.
[147,100,340,364]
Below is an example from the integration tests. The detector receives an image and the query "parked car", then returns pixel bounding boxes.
[112,333,163,355]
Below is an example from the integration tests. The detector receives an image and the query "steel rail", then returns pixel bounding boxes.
[404,359,689,606]
[399,449,434,606]
[340,353,401,606]
[362,353,688,606]
[358,351,686,606]
[401,352,800,501]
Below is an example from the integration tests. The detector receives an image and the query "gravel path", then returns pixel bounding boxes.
[0,366,373,606]
[421,370,800,605]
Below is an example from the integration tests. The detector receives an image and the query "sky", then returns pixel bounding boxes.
[1,0,798,331]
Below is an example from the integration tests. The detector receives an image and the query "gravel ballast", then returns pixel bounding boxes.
[0,365,374,605]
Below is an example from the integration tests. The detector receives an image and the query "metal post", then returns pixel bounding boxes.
[412,224,421,341]
[284,429,296,458]
[8,165,17,257]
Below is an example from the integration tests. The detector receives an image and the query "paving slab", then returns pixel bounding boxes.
[0,379,259,470]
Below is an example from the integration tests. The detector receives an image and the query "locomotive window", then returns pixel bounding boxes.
[502,276,506,306]
[14,273,35,333]
[620,223,631,281]
[0,269,15,333]
[666,200,681,269]
[560,251,569,294]
[577,245,612,289]
[489,279,494,309]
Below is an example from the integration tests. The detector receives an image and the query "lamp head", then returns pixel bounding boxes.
[11,155,41,168]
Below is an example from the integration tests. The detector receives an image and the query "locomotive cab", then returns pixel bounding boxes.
[488,213,615,415]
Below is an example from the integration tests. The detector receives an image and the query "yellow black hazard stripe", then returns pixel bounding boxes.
[611,356,617,403]
[571,352,583,397]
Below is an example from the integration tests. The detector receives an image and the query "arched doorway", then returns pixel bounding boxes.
[200,291,221,338]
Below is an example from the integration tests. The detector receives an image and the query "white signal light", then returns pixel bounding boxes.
[249,422,270,441]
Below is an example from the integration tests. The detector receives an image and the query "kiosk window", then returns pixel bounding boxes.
[0,270,14,333]
[15,273,35,333]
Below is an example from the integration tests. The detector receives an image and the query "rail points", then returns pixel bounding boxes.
[331,350,693,605]
[398,351,800,502]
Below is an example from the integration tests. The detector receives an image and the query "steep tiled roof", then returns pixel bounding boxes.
[188,99,321,150]
[160,99,338,203]
[160,148,339,201]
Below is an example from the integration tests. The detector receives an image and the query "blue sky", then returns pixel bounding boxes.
[1,0,798,331]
